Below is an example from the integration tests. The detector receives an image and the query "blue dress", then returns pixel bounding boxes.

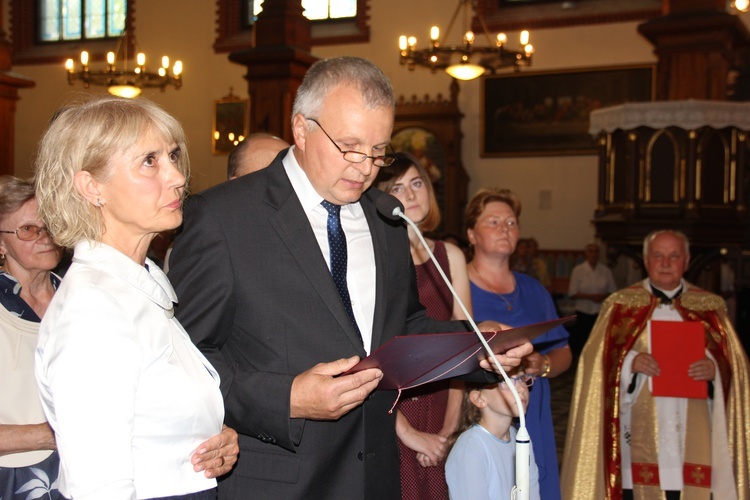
[470,272,568,500]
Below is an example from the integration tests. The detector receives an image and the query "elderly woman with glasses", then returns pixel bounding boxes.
[33,97,238,500]
[0,175,64,499]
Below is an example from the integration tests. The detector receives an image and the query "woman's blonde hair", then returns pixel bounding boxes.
[34,96,189,248]
[375,151,441,232]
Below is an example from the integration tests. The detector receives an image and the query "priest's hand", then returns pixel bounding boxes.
[632,352,660,377]
[688,357,716,381]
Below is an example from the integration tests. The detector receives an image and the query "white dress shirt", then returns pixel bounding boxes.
[35,240,224,499]
[568,261,617,315]
[283,148,377,353]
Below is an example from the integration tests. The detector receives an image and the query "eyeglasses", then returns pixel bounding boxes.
[499,374,535,390]
[0,225,50,242]
[390,178,425,196]
[306,118,396,167]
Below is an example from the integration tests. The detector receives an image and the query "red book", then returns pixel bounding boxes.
[649,320,707,399]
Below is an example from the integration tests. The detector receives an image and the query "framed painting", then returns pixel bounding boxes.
[212,89,249,155]
[482,65,654,157]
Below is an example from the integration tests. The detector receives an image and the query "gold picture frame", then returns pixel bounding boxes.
[482,65,655,157]
[212,88,249,155]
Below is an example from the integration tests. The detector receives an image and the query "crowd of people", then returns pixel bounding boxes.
[1,55,749,500]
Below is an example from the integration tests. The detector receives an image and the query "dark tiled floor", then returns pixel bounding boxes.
[549,356,578,470]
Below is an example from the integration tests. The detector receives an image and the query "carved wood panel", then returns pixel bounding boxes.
[394,81,468,237]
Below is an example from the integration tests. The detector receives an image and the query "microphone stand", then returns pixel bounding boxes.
[392,207,531,500]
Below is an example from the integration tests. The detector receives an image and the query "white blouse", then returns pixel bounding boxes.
[36,241,224,499]
[0,303,53,467]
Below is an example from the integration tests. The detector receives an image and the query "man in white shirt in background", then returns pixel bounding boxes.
[567,242,616,356]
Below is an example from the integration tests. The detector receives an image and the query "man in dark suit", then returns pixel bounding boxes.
[168,56,530,500]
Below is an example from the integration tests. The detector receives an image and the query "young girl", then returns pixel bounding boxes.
[445,375,540,500]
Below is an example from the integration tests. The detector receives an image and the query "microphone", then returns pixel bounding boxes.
[375,190,531,500]
[374,190,403,221]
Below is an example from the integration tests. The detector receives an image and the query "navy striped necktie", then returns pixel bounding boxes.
[321,200,361,339]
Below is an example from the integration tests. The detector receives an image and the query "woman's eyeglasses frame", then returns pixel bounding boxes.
[0,225,50,242]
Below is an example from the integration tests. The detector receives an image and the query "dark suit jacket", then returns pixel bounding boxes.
[168,151,467,500]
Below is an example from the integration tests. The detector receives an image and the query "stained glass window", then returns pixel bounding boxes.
[38,0,126,42]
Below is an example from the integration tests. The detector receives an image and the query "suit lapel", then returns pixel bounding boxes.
[264,162,367,355]
[361,190,388,350]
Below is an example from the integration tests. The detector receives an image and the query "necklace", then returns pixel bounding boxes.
[495,286,519,311]
[470,264,519,311]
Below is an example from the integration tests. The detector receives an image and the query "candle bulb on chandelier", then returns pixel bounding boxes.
[430,26,440,44]
[399,35,408,51]
[463,31,475,46]
[520,30,530,46]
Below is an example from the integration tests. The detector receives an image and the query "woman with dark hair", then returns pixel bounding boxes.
[376,152,471,499]
[465,188,571,500]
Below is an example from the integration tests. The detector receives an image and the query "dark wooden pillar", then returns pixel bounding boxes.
[228,0,317,143]
[638,0,750,100]
[0,8,35,176]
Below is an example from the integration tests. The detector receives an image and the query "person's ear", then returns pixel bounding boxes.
[73,171,104,207]
[467,228,476,246]
[291,113,309,152]
[469,389,485,408]
[0,236,8,257]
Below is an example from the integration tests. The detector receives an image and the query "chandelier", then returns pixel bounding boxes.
[64,30,183,98]
[398,0,533,81]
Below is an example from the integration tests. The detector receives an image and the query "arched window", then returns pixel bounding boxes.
[215,0,370,53]
[38,0,126,42]
[12,0,135,64]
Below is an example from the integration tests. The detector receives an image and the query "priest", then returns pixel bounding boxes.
[561,230,750,500]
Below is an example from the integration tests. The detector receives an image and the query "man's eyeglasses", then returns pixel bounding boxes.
[499,374,535,390]
[0,225,50,241]
[307,118,395,167]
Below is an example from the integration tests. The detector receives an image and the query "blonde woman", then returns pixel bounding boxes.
[34,97,238,500]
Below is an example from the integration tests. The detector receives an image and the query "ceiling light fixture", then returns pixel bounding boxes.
[398,0,534,81]
[64,30,183,98]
